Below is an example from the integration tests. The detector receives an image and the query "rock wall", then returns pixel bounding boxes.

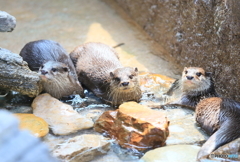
[114,0,240,101]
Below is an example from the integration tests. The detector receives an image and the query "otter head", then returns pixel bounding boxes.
[38,61,84,99]
[110,67,139,91]
[181,67,212,93]
[108,67,141,106]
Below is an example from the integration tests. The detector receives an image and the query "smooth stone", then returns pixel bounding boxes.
[53,134,110,162]
[140,145,200,162]
[32,93,94,135]
[14,113,49,137]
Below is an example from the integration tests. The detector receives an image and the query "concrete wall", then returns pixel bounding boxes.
[114,0,240,101]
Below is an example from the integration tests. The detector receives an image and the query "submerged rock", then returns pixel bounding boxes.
[14,113,49,137]
[140,145,200,162]
[53,134,110,162]
[94,102,169,151]
[32,93,94,135]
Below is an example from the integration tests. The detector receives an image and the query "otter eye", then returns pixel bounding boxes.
[63,67,68,72]
[114,77,120,82]
[52,68,57,72]
[185,70,188,74]
[129,75,133,79]
[196,72,202,77]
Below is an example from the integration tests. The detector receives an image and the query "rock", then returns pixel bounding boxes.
[0,48,42,97]
[0,11,16,32]
[94,102,169,151]
[157,108,208,146]
[140,145,200,162]
[114,0,240,101]
[0,110,57,162]
[14,113,49,137]
[53,134,110,162]
[32,93,94,135]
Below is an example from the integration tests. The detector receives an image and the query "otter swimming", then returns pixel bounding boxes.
[70,42,141,106]
[20,39,85,99]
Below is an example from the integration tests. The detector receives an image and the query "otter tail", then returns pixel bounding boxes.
[197,118,240,160]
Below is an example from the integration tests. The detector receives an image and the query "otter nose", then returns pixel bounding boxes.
[121,82,129,86]
[186,76,194,80]
[41,70,48,75]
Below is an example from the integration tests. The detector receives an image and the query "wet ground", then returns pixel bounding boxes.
[0,0,180,78]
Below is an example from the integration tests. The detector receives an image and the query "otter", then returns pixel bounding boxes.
[163,67,218,109]
[70,42,141,106]
[19,40,84,99]
[195,97,240,160]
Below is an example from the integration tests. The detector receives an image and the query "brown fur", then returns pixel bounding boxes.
[20,40,84,99]
[196,97,240,160]
[70,42,141,106]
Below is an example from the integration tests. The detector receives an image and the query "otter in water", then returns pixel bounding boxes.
[19,40,84,99]
[195,97,240,160]
[164,67,218,108]
[70,42,141,106]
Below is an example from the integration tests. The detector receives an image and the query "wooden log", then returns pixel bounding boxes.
[0,47,42,97]
[0,11,16,32]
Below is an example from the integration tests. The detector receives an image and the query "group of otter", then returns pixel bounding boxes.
[20,39,240,161]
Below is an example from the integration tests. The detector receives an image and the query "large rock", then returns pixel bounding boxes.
[0,48,42,97]
[114,0,240,101]
[94,102,169,151]
[53,134,110,162]
[0,11,16,32]
[140,145,200,162]
[32,93,94,135]
[0,110,57,162]
[14,113,49,138]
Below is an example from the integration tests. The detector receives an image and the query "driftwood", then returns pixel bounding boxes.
[0,11,16,32]
[0,47,42,97]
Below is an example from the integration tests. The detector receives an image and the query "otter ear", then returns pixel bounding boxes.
[134,67,138,72]
[110,72,114,78]
[205,72,212,77]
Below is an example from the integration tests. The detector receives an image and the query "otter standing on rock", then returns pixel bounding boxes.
[19,40,85,99]
[70,42,141,106]
[164,67,218,108]
[195,97,240,160]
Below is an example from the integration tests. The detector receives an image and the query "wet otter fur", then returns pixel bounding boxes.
[164,67,218,108]
[196,97,240,160]
[70,42,141,106]
[19,39,84,99]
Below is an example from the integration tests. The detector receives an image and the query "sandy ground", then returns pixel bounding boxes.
[0,0,180,78]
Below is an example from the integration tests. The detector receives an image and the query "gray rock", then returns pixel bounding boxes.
[114,0,240,101]
[0,11,16,32]
[0,48,42,97]
[0,110,57,162]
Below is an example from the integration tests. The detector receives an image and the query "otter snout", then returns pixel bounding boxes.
[41,70,48,75]
[186,76,194,80]
[121,82,129,86]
